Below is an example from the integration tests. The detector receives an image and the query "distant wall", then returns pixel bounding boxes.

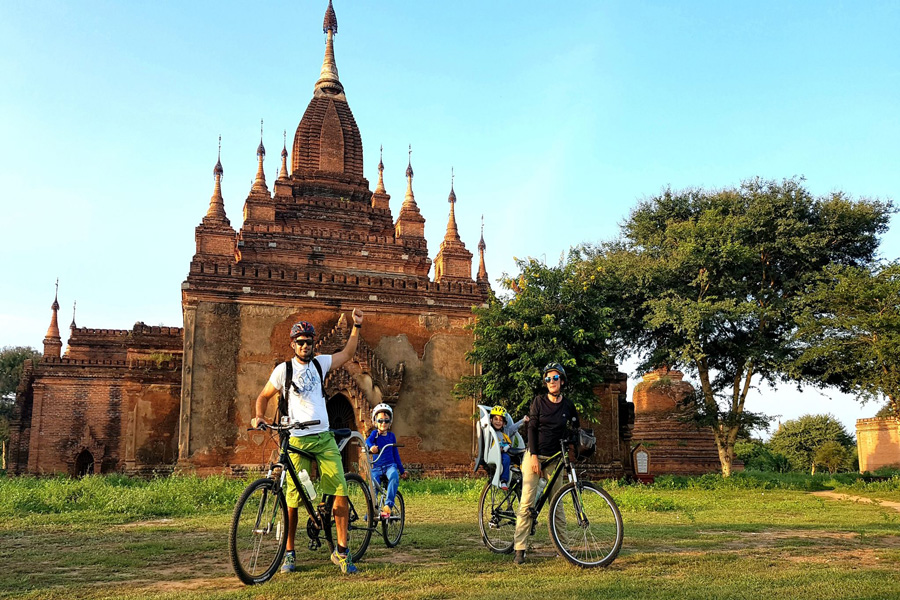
[857,417,900,472]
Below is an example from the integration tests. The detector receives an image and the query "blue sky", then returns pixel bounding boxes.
[1,1,898,436]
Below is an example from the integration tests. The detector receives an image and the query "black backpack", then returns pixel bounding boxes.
[275,357,326,442]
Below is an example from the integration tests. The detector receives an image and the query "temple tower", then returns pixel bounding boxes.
[179,1,489,472]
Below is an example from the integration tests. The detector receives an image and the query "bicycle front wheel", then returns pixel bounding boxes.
[229,478,288,585]
[478,480,520,554]
[381,490,405,547]
[340,473,374,561]
[547,481,623,568]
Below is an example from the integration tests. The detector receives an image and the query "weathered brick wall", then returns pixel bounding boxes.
[857,417,900,472]
[179,299,481,474]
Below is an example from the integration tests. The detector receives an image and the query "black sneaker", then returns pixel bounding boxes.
[514,550,526,565]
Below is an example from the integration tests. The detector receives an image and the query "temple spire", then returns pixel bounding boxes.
[375,145,386,194]
[477,215,489,283]
[204,136,229,224]
[70,300,77,330]
[403,145,416,208]
[395,144,426,239]
[315,0,344,96]
[371,144,391,211]
[277,130,290,181]
[43,280,62,358]
[444,168,461,242]
[252,119,268,193]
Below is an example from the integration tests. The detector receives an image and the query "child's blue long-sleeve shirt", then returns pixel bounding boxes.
[365,430,405,474]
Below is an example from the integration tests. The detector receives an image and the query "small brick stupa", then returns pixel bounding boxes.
[631,368,728,476]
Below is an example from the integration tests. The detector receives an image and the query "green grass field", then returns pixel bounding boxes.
[0,473,898,600]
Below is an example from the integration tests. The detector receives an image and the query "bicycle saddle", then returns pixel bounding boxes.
[331,428,353,440]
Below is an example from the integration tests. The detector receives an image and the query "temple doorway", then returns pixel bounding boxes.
[75,449,95,477]
[327,394,359,470]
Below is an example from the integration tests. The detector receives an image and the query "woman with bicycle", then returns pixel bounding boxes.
[512,362,580,565]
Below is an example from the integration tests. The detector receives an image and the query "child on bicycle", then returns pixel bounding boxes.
[366,403,407,519]
[489,405,527,490]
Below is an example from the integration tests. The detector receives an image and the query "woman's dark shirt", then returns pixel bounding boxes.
[527,393,580,456]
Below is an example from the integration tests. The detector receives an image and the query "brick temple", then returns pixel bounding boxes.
[8,1,635,478]
[631,368,736,476]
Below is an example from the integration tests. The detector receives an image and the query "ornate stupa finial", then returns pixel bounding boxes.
[278,129,290,181]
[477,215,489,283]
[374,144,386,193]
[214,135,223,178]
[395,144,426,238]
[70,300,77,330]
[403,145,416,206]
[444,168,461,242]
[205,136,229,223]
[52,278,60,311]
[252,119,269,193]
[43,279,62,358]
[315,0,344,96]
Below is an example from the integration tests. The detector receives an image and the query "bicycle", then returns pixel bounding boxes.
[366,442,406,547]
[228,420,374,585]
[477,434,624,568]
[332,432,406,548]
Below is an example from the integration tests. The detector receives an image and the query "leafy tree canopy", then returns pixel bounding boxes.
[580,177,892,475]
[0,346,41,398]
[769,414,854,474]
[455,256,613,417]
[792,261,900,415]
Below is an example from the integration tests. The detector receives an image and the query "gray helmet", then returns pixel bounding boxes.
[542,362,567,382]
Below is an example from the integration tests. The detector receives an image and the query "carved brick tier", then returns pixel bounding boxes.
[631,368,740,475]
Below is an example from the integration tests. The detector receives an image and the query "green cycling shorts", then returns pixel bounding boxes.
[285,431,348,508]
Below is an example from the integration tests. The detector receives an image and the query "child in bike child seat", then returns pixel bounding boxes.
[490,406,527,491]
[366,403,407,519]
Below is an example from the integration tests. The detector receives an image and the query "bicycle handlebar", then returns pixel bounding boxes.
[371,443,404,462]
[248,419,321,432]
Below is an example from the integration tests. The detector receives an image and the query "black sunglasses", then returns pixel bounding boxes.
[544,374,561,382]
[376,418,392,424]
[293,338,315,347]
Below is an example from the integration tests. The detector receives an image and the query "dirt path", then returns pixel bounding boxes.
[811,491,900,512]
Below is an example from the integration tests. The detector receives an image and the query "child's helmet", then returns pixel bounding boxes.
[489,405,507,419]
[290,321,316,339]
[371,403,393,424]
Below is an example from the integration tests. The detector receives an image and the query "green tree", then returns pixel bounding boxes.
[792,261,900,416]
[734,438,791,472]
[0,345,41,397]
[455,257,612,416]
[814,440,849,474]
[583,177,892,475]
[0,346,41,457]
[769,414,854,474]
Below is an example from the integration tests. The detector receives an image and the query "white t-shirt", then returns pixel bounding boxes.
[268,355,333,437]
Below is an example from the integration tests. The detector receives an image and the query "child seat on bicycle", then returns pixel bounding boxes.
[475,404,526,489]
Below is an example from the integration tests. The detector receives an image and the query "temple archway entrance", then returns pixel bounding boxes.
[327,394,359,471]
[75,449,95,477]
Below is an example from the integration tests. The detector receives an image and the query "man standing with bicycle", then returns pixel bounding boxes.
[251,308,364,575]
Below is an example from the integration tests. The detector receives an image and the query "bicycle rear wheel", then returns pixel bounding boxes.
[547,481,623,568]
[229,478,288,585]
[478,479,520,554]
[339,473,374,561]
[381,490,405,547]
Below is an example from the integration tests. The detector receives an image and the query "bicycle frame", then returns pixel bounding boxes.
[334,431,401,512]
[512,437,585,521]
[259,421,335,549]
